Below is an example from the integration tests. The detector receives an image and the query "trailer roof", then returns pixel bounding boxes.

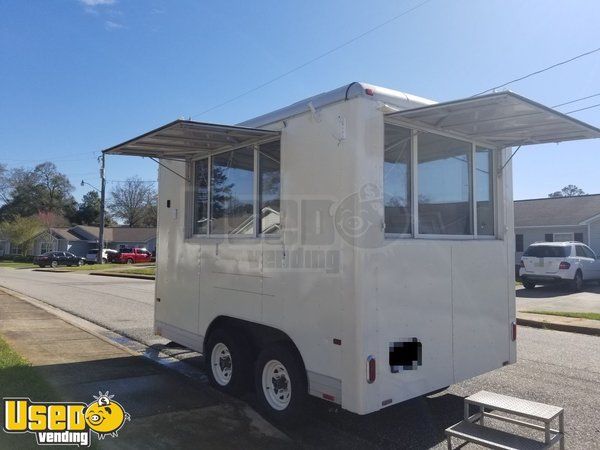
[103,120,280,159]
[385,92,600,148]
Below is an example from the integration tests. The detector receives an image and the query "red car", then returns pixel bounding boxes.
[115,247,153,264]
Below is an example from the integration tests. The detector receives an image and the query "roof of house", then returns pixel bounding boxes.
[515,194,600,227]
[74,226,156,242]
[46,226,156,243]
[49,227,76,240]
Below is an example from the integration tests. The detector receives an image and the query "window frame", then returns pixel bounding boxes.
[384,120,497,241]
[188,137,281,239]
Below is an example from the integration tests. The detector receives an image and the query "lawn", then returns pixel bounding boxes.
[0,261,36,269]
[525,311,600,321]
[109,266,156,276]
[64,263,124,271]
[0,336,59,448]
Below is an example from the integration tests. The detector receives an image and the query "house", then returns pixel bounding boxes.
[1,225,156,257]
[514,194,600,263]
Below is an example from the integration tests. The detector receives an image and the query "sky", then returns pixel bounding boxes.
[1,0,599,202]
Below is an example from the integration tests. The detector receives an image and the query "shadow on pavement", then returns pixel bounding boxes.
[516,283,600,298]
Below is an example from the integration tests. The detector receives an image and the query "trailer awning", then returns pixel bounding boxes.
[103,120,280,159]
[385,92,600,148]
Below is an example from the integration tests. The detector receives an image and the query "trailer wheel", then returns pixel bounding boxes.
[254,343,307,421]
[205,329,251,395]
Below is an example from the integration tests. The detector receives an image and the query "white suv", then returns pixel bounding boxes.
[519,242,600,291]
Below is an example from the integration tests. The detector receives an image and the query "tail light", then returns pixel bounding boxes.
[519,260,525,268]
[366,355,376,384]
[559,262,570,270]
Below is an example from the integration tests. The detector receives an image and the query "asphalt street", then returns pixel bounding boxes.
[1,268,599,448]
[517,282,600,313]
[0,268,160,346]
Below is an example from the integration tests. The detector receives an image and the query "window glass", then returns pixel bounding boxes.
[258,141,281,235]
[576,246,586,257]
[418,133,472,235]
[193,159,209,234]
[211,147,255,235]
[583,246,596,259]
[476,147,494,235]
[523,245,570,258]
[384,124,412,234]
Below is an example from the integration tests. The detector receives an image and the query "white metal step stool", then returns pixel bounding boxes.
[445,391,564,449]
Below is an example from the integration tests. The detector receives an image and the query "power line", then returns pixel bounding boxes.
[472,46,600,97]
[565,102,600,115]
[190,0,434,119]
[552,92,600,108]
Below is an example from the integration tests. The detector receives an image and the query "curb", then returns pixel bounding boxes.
[88,271,155,280]
[517,317,600,337]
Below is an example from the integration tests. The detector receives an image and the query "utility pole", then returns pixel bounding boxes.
[97,153,106,264]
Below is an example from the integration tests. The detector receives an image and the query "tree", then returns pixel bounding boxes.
[108,177,157,227]
[0,216,43,254]
[0,162,76,221]
[0,163,9,205]
[548,185,587,198]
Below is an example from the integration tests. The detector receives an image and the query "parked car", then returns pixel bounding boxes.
[114,247,153,264]
[34,251,86,268]
[519,242,600,291]
[85,248,118,264]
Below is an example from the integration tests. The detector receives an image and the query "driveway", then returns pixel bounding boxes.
[517,283,600,313]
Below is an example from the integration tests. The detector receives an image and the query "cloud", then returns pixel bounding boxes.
[105,20,124,30]
[79,0,116,5]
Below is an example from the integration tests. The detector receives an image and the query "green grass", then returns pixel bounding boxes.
[64,263,124,271]
[109,267,156,276]
[525,310,600,321]
[0,336,60,448]
[0,261,36,269]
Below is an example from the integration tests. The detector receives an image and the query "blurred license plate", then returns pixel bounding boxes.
[535,258,544,267]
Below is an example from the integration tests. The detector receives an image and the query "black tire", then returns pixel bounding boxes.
[205,328,252,395]
[126,258,134,265]
[102,258,107,264]
[254,343,307,422]
[522,279,536,290]
[50,260,58,268]
[78,260,84,266]
[571,271,584,292]
[39,264,46,268]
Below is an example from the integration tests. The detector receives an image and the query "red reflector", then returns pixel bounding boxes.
[366,355,376,384]
[512,321,517,341]
[365,88,374,96]
[322,393,335,402]
[559,262,570,270]
[333,338,341,345]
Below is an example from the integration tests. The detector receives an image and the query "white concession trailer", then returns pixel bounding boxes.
[104,83,600,418]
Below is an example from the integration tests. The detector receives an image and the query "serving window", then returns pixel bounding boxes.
[384,123,495,239]
[192,140,281,237]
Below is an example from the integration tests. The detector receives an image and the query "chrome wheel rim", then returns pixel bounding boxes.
[262,359,291,411]
[210,343,232,386]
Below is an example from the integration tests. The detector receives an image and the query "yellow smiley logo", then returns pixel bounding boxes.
[84,392,130,438]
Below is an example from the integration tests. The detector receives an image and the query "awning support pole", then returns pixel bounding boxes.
[497,145,521,175]
[149,157,190,182]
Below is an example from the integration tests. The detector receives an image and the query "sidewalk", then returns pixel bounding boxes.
[0,290,289,449]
